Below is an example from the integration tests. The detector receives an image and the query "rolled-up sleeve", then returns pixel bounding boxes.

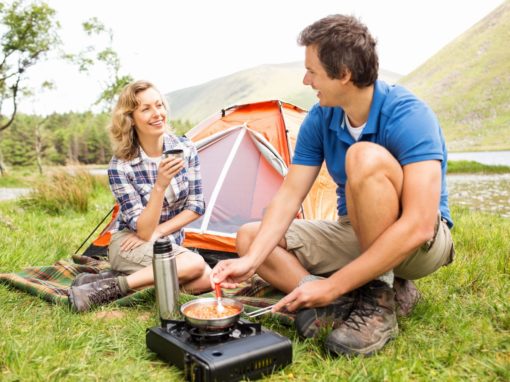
[108,163,144,231]
[184,142,205,215]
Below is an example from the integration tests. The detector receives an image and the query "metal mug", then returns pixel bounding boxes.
[163,149,184,161]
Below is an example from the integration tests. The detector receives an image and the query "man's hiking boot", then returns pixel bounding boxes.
[393,277,421,317]
[71,270,123,287]
[295,294,356,338]
[325,280,398,356]
[69,278,127,312]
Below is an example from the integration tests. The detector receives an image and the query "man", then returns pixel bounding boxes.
[211,14,454,355]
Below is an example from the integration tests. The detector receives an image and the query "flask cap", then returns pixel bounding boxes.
[153,238,173,254]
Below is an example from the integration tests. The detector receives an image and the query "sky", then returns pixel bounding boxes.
[10,0,506,115]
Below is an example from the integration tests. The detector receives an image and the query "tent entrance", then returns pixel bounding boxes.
[187,124,285,238]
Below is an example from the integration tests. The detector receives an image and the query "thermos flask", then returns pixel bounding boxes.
[152,238,180,323]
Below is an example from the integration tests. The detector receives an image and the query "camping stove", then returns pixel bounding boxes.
[146,319,292,382]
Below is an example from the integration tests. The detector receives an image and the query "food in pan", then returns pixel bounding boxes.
[184,303,240,319]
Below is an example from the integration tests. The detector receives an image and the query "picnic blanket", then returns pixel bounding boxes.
[0,255,294,325]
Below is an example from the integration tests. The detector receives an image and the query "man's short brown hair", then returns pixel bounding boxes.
[298,14,378,87]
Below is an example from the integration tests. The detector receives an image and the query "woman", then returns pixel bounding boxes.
[69,80,211,312]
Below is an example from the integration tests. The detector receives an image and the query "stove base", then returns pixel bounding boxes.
[146,322,292,382]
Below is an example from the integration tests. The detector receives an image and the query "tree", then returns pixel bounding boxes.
[0,0,60,174]
[65,17,133,111]
[34,114,49,174]
[0,0,60,130]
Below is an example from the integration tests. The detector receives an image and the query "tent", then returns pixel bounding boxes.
[80,100,337,258]
[183,100,337,253]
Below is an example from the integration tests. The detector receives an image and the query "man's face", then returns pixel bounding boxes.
[303,45,344,107]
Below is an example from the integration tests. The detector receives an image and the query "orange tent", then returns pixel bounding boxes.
[79,100,337,258]
[183,100,337,253]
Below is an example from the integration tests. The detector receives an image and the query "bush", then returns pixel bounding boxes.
[19,168,106,214]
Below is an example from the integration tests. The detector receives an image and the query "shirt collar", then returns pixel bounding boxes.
[363,80,388,135]
[163,132,185,152]
[333,80,388,137]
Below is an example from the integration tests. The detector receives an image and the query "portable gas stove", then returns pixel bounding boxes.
[146,319,292,382]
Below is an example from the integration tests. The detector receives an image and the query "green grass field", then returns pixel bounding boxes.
[447,160,510,174]
[0,173,509,381]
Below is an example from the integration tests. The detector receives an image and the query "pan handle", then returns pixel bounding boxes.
[245,305,275,318]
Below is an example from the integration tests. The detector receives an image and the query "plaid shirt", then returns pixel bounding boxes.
[107,133,205,245]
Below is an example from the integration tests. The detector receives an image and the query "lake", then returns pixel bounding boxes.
[446,151,510,218]
[0,188,30,201]
[447,173,510,218]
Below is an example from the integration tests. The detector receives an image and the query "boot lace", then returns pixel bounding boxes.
[88,281,123,305]
[342,284,381,331]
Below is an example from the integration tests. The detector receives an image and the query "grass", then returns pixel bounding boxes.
[0,167,37,187]
[0,172,509,381]
[19,168,108,214]
[399,2,510,152]
[448,160,510,174]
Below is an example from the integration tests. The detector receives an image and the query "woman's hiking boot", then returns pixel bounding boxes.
[71,270,123,287]
[325,280,398,355]
[393,277,421,317]
[69,278,127,312]
[295,294,356,338]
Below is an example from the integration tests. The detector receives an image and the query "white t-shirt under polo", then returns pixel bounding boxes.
[344,113,366,141]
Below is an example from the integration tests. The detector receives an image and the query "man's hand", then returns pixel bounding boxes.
[272,279,336,313]
[210,256,258,289]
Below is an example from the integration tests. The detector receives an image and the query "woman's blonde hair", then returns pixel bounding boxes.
[108,80,169,160]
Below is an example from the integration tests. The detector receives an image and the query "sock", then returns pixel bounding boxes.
[117,276,130,294]
[298,274,325,287]
[377,270,394,288]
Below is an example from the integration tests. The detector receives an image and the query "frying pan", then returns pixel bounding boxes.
[180,297,244,330]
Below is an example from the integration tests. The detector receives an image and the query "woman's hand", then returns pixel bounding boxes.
[149,229,163,242]
[155,157,184,190]
[120,232,148,251]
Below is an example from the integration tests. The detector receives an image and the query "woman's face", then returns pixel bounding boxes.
[132,87,167,139]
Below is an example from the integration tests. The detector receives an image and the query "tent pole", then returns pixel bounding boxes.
[200,126,247,233]
[74,206,115,255]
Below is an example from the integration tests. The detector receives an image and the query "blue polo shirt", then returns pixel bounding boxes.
[293,80,452,227]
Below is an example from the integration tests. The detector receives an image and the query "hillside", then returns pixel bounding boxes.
[399,0,510,152]
[166,1,509,153]
[166,62,401,123]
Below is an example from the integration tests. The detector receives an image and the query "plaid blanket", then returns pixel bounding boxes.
[0,255,294,325]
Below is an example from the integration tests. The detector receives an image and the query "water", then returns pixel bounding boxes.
[446,150,510,217]
[89,168,108,176]
[448,150,510,166]
[0,188,30,201]
[447,174,510,218]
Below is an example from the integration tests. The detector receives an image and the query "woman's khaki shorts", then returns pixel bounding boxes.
[285,214,454,280]
[108,230,191,274]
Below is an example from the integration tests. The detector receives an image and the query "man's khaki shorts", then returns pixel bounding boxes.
[108,230,191,274]
[285,214,454,280]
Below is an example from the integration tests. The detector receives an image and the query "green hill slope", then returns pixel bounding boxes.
[166,62,401,123]
[399,0,510,152]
